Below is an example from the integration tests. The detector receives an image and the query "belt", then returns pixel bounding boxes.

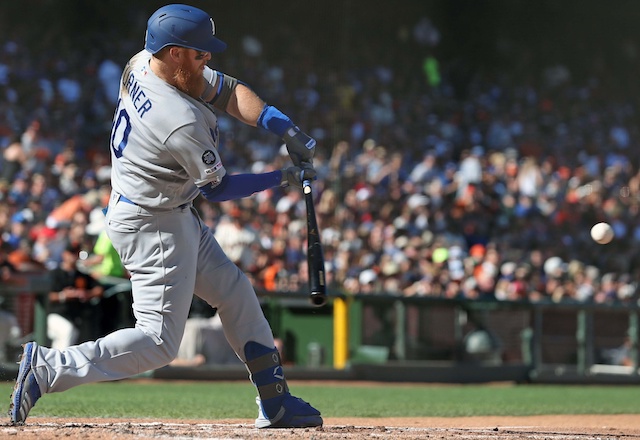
[117,194,191,210]
[118,194,136,205]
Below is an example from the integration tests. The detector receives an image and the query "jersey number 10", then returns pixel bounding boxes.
[111,107,132,159]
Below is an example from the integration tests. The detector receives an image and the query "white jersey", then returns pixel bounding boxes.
[109,50,226,209]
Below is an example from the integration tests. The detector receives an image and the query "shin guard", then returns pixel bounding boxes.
[244,341,289,419]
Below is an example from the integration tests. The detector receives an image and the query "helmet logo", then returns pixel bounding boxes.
[210,18,216,36]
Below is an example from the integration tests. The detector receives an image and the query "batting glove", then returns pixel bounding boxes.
[283,126,316,167]
[281,165,317,188]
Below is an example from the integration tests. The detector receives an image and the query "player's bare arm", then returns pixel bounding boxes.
[216,82,264,126]
[201,70,316,168]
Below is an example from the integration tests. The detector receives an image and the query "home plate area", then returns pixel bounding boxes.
[1,416,639,439]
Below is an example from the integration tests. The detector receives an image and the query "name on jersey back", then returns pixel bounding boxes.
[125,72,152,118]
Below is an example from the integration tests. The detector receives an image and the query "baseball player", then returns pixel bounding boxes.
[10,4,321,429]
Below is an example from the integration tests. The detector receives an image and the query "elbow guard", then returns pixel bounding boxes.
[202,71,238,111]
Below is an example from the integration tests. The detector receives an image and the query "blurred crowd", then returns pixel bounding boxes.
[0,1,640,321]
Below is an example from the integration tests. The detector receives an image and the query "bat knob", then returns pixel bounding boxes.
[309,292,327,307]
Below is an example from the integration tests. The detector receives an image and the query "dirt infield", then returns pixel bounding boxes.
[2,415,638,439]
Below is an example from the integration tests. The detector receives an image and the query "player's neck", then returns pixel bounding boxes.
[149,57,177,88]
[149,57,203,99]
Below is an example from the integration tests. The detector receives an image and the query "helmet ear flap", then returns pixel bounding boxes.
[144,30,154,50]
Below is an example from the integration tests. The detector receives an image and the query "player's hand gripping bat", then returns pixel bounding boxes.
[302,175,327,307]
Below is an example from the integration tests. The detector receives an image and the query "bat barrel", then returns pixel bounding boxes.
[302,179,327,307]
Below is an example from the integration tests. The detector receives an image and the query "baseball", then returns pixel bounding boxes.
[590,222,614,244]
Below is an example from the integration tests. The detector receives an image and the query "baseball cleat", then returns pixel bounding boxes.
[9,342,42,424]
[255,395,323,428]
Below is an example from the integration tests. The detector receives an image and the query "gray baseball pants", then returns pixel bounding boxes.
[32,192,273,393]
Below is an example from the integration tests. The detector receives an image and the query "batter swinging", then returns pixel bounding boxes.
[9,4,321,429]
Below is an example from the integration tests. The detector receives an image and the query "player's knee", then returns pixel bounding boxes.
[142,344,178,370]
[157,340,181,366]
[137,336,181,369]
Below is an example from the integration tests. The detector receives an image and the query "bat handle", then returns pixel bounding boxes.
[302,179,312,194]
[301,168,313,189]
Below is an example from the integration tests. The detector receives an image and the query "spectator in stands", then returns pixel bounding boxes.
[169,297,241,367]
[213,206,259,271]
[0,300,21,362]
[0,240,23,361]
[82,208,127,280]
[0,2,639,312]
[0,134,26,183]
[170,313,243,367]
[47,243,103,349]
[0,240,17,280]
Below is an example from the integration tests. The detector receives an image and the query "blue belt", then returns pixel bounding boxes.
[118,195,136,205]
[118,194,190,210]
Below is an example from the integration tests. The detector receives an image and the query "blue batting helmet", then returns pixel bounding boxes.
[145,4,227,54]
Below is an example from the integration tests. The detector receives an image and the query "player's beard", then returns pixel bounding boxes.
[173,62,202,99]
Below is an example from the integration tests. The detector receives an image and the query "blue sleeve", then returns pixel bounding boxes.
[199,171,282,202]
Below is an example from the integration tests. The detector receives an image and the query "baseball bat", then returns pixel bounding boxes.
[302,179,327,307]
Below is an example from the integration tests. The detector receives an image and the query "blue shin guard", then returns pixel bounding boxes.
[244,341,289,417]
[244,341,322,428]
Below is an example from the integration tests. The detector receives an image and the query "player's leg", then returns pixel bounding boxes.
[43,203,199,384]
[10,203,198,423]
[192,212,322,428]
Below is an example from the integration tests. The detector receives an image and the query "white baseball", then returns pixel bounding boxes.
[590,222,614,244]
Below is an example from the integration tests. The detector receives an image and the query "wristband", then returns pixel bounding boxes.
[257,105,293,137]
